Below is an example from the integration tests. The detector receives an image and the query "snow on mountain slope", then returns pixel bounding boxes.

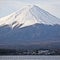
[0,5,60,28]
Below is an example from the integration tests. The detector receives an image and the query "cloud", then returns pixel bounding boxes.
[0,0,6,4]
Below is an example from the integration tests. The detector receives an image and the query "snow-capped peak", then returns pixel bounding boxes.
[0,5,60,28]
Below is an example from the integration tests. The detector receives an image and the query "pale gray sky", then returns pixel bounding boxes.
[0,0,60,18]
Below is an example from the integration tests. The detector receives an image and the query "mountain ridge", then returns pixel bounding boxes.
[0,5,60,28]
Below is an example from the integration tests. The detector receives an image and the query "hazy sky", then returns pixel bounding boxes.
[0,0,60,18]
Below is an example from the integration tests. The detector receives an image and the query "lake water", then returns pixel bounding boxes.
[0,56,60,60]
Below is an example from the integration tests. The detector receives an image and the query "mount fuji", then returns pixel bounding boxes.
[0,5,60,49]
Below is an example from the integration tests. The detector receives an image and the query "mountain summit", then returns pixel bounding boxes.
[0,5,60,28]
